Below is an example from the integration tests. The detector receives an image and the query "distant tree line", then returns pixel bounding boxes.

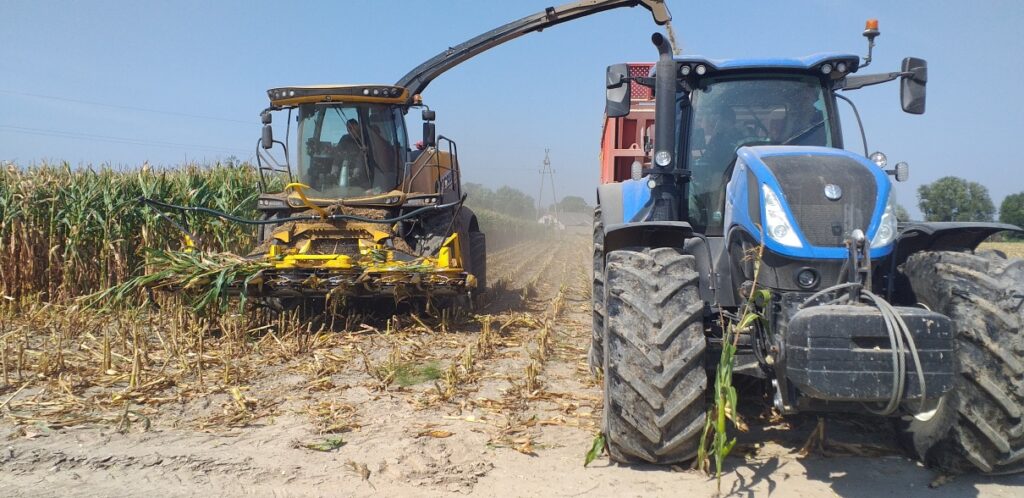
[916,176,1024,238]
[463,183,537,220]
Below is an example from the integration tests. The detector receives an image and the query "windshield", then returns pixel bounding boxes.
[297,103,406,198]
[686,74,832,234]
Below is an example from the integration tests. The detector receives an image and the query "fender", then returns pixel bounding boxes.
[892,222,1022,265]
[597,178,653,229]
[603,221,693,256]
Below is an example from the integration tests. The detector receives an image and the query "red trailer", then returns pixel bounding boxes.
[599,62,654,183]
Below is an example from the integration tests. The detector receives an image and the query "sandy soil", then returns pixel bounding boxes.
[2,231,1023,497]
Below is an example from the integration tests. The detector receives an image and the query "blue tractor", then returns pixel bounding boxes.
[593,24,1024,473]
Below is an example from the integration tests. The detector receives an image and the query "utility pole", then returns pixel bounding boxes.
[537,148,558,222]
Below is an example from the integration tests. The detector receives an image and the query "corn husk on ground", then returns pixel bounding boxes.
[85,249,271,312]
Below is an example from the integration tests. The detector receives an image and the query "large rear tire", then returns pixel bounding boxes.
[899,250,1024,474]
[469,231,487,293]
[590,207,605,374]
[603,246,707,464]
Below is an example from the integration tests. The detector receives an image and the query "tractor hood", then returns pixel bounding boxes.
[726,146,894,260]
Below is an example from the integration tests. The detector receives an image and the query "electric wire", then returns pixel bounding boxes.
[0,89,253,125]
[0,124,249,155]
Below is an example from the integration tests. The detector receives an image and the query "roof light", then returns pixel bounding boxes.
[836,62,848,73]
[820,63,833,75]
[680,65,691,76]
[695,64,707,76]
[363,89,370,95]
[865,19,879,31]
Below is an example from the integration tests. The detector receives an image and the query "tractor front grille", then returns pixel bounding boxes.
[762,155,877,247]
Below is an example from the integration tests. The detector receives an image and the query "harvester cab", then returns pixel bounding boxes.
[594,21,1024,473]
[251,85,485,306]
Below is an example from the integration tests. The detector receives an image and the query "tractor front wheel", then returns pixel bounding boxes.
[899,250,1024,474]
[602,246,707,464]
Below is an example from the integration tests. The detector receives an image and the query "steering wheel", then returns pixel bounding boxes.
[781,119,826,145]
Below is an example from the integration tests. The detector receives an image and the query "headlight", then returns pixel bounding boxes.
[871,190,898,248]
[654,151,672,166]
[762,184,803,248]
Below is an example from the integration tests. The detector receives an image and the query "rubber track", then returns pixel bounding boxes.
[603,247,706,464]
[903,251,1024,474]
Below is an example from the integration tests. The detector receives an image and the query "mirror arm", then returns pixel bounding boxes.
[840,71,913,91]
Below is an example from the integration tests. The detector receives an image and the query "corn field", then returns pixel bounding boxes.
[0,163,265,303]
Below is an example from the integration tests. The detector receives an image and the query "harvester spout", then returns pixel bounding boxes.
[396,0,672,100]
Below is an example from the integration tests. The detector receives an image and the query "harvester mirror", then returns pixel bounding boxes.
[606,63,631,118]
[900,57,927,115]
[422,109,436,121]
[260,112,272,125]
[422,121,436,148]
[261,124,273,149]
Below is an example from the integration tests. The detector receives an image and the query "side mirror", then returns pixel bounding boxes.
[422,109,436,121]
[261,112,272,125]
[422,122,436,148]
[606,63,631,118]
[900,57,927,114]
[892,162,909,182]
[261,124,273,150]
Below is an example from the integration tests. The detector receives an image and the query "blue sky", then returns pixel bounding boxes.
[2,1,1023,218]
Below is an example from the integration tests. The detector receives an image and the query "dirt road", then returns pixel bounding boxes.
[2,232,1022,497]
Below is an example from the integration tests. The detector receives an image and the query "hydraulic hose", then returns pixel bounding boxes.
[138,195,465,226]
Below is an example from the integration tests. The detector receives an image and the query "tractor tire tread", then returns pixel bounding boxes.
[603,246,706,464]
[901,250,1024,475]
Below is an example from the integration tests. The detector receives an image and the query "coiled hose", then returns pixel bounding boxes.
[799,282,927,415]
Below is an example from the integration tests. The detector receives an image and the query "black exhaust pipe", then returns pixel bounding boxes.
[650,32,681,221]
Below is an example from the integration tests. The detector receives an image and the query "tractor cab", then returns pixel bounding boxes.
[674,58,857,236]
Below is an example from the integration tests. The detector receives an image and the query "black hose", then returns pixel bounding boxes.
[138,195,465,226]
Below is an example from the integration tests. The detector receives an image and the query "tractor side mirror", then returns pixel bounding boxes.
[422,109,436,121]
[261,112,272,125]
[893,162,909,182]
[606,64,631,118]
[900,57,927,115]
[261,124,273,149]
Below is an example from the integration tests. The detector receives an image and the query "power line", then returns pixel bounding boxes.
[0,124,250,155]
[0,89,255,125]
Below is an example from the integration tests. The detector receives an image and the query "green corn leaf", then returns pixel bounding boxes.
[584,433,606,467]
